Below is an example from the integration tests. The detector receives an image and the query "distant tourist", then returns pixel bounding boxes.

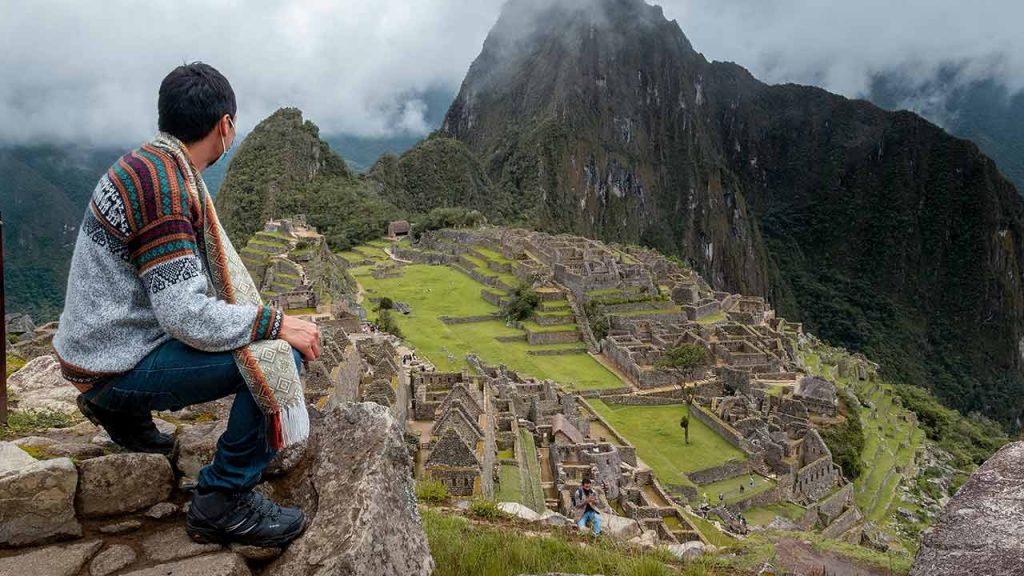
[53,63,320,548]
[573,477,602,536]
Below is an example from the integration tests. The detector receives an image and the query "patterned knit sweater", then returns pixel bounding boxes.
[53,139,283,392]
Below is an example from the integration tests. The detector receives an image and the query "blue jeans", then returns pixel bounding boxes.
[84,339,302,492]
[578,509,601,535]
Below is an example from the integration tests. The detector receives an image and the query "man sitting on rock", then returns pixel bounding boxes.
[573,477,602,536]
[53,62,321,548]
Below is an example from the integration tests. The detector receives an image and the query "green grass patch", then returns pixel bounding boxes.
[694,474,775,506]
[356,262,622,390]
[521,320,579,334]
[742,503,806,527]
[6,355,26,377]
[682,510,737,548]
[474,246,513,265]
[695,311,726,325]
[0,408,80,439]
[496,464,523,503]
[589,402,746,484]
[424,508,718,576]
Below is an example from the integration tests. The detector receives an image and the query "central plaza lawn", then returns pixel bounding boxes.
[588,401,746,486]
[693,474,775,506]
[355,263,623,390]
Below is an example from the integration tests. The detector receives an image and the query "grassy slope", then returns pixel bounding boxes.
[424,508,729,576]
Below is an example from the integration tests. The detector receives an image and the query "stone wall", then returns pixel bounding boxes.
[482,289,505,306]
[688,459,751,486]
[526,348,586,356]
[794,457,837,502]
[439,314,500,324]
[600,394,683,406]
[689,404,751,453]
[821,506,862,539]
[525,329,580,345]
[811,483,853,525]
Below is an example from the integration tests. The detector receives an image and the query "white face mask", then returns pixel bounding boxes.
[217,116,235,165]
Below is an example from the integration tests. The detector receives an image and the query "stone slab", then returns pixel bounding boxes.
[0,540,102,576]
[121,552,250,576]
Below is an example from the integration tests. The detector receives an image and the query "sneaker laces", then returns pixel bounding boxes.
[236,491,283,524]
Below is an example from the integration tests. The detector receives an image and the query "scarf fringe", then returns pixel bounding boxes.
[278,401,311,448]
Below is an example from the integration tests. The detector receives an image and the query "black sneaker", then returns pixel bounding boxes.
[186,489,306,547]
[76,394,176,456]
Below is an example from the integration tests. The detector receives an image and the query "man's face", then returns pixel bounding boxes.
[582,482,591,490]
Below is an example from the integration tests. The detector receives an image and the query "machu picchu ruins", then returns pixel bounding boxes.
[0,215,996,575]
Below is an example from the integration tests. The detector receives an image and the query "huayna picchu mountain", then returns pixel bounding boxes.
[215,108,400,251]
[434,0,1024,426]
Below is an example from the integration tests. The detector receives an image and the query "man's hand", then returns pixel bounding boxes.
[278,314,321,361]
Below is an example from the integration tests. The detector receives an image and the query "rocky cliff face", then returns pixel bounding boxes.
[439,0,1024,426]
[911,441,1024,575]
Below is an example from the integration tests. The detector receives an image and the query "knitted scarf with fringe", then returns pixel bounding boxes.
[151,133,309,449]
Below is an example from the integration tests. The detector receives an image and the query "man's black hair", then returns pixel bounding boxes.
[582,477,592,485]
[158,62,236,144]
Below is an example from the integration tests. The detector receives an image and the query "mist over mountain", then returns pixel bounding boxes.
[868,69,1024,192]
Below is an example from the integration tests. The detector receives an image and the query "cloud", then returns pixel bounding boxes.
[0,0,1020,146]
[658,0,1024,98]
[0,0,504,145]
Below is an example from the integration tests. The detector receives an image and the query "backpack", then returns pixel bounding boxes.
[572,487,584,508]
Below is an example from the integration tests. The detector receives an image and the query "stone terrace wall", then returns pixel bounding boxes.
[688,459,751,485]
[601,394,682,406]
[689,403,751,453]
[526,329,580,345]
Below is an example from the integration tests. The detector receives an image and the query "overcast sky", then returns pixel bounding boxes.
[1,0,1020,146]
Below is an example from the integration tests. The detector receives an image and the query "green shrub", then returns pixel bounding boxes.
[374,309,404,339]
[501,283,540,323]
[378,296,395,311]
[656,344,709,371]
[468,498,507,520]
[416,479,450,504]
[820,390,865,481]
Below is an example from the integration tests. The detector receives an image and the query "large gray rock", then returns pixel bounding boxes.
[0,457,81,546]
[0,540,102,576]
[76,453,173,517]
[6,355,79,414]
[499,501,541,521]
[175,420,227,479]
[912,441,1024,576]
[90,544,138,576]
[141,526,222,563]
[600,513,642,540]
[121,553,250,576]
[267,402,434,576]
[0,440,37,473]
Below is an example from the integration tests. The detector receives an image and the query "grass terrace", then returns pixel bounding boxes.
[693,474,776,507]
[354,260,623,390]
[587,401,747,487]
